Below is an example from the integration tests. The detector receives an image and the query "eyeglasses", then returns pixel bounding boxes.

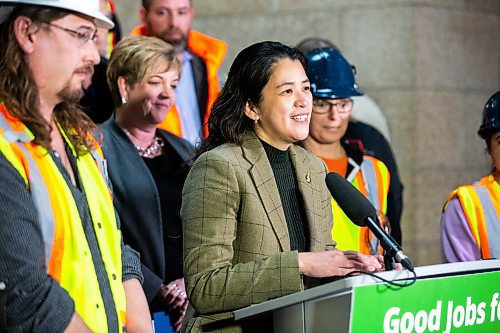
[46,22,98,45]
[312,98,353,115]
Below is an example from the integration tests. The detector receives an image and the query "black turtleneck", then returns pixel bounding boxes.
[261,140,309,252]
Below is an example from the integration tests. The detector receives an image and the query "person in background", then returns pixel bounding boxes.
[101,35,193,332]
[181,41,384,332]
[0,1,151,332]
[80,0,122,124]
[132,0,227,146]
[97,0,121,58]
[296,37,404,245]
[441,90,500,262]
[304,47,391,255]
[296,37,391,141]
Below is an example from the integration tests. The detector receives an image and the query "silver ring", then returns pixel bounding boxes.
[180,291,187,298]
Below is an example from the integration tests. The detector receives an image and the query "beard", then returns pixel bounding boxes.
[160,28,188,54]
[57,65,94,103]
[58,85,84,104]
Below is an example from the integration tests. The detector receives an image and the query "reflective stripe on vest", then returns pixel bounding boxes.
[452,176,500,259]
[331,155,390,255]
[476,185,500,258]
[0,105,126,332]
[0,113,55,264]
[361,157,381,211]
[361,157,390,254]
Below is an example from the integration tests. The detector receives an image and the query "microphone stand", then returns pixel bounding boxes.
[365,215,415,272]
[382,218,395,271]
[384,249,395,271]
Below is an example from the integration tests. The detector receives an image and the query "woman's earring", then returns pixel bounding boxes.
[121,96,127,105]
[254,118,259,124]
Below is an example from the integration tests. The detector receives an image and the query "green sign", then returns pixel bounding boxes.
[350,270,500,333]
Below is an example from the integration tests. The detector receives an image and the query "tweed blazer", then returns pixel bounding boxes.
[181,131,333,332]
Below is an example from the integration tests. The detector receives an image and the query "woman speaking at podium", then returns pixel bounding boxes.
[180,41,383,332]
[441,91,500,262]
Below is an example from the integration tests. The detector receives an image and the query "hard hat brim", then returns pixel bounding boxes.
[0,0,114,29]
[312,86,364,99]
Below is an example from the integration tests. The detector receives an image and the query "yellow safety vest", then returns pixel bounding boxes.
[443,175,500,259]
[331,155,390,255]
[0,103,127,332]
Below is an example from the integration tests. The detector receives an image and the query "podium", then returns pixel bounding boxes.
[233,260,500,333]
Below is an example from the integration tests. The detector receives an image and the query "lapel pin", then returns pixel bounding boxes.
[305,174,311,183]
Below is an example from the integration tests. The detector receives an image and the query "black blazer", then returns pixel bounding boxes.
[191,53,209,122]
[100,118,193,302]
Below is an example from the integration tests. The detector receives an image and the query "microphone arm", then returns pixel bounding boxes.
[324,172,415,272]
[364,216,414,272]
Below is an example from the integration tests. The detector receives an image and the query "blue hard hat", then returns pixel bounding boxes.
[478,90,500,139]
[305,47,363,99]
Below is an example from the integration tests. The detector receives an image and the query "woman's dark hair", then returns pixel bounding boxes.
[484,129,500,160]
[195,41,307,158]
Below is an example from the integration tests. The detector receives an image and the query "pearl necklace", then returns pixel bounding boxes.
[123,129,164,158]
[135,136,164,158]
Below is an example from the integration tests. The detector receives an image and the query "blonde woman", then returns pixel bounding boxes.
[101,36,193,332]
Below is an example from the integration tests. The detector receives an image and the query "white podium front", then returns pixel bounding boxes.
[233,260,500,333]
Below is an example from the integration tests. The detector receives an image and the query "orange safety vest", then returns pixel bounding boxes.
[329,155,391,255]
[442,175,500,259]
[0,103,127,332]
[130,26,227,138]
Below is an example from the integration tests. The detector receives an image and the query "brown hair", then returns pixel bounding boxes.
[0,6,97,155]
[142,0,192,10]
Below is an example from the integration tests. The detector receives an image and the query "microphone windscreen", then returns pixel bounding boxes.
[325,172,377,227]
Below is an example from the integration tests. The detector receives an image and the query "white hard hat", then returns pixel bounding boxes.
[0,0,114,29]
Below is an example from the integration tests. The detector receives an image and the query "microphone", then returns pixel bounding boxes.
[325,172,414,272]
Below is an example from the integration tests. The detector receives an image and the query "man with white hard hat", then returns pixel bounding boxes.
[0,1,152,332]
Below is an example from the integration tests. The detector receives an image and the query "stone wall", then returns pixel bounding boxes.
[115,0,500,266]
